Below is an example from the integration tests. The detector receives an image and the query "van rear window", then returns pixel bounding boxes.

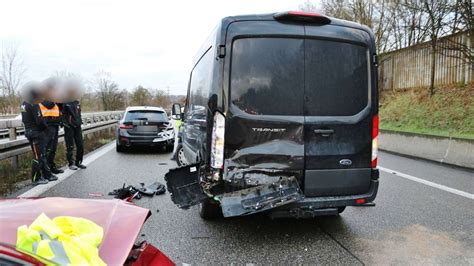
[230,38,369,116]
[231,38,304,116]
[305,39,369,116]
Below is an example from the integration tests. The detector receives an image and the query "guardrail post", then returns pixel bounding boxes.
[7,127,19,169]
[11,156,18,169]
[9,128,17,141]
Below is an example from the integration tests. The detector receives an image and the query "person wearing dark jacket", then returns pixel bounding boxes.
[62,100,86,170]
[21,101,58,185]
[39,101,64,174]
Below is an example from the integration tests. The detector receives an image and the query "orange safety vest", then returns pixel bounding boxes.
[39,103,60,117]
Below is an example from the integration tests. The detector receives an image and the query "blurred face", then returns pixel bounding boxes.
[21,82,45,104]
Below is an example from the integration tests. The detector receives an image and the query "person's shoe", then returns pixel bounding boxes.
[76,163,87,169]
[69,165,78,170]
[51,167,64,174]
[46,175,58,181]
[32,177,49,185]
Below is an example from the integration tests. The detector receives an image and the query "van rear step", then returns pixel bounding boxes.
[268,207,340,219]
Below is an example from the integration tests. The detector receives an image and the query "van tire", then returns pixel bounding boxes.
[175,144,188,167]
[199,199,222,219]
[337,206,346,214]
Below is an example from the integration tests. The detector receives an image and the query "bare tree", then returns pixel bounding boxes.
[150,89,171,108]
[131,85,151,106]
[414,0,452,96]
[438,0,473,70]
[299,0,319,12]
[94,71,124,111]
[320,0,395,53]
[0,43,25,113]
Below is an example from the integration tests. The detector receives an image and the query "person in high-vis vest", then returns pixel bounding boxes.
[21,101,58,185]
[40,101,64,174]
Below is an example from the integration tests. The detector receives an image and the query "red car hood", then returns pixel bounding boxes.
[0,197,151,265]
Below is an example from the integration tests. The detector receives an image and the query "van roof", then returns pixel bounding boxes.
[221,12,372,34]
[192,11,374,65]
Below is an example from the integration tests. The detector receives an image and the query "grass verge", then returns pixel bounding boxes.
[379,84,474,140]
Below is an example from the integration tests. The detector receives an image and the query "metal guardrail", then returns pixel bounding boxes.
[0,111,123,162]
[0,111,123,140]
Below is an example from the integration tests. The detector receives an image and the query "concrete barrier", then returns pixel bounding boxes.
[379,129,474,169]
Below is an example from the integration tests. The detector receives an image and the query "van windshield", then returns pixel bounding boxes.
[230,38,369,116]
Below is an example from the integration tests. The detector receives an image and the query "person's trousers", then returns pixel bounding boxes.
[25,129,52,181]
[45,125,59,168]
[64,126,84,166]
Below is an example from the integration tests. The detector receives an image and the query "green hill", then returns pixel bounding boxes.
[379,84,474,140]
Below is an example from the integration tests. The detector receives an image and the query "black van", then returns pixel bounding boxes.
[166,11,379,219]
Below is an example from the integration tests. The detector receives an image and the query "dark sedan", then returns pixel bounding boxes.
[116,106,174,152]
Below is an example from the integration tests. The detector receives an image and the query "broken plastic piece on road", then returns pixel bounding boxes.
[165,164,207,209]
[88,192,104,197]
[109,182,166,201]
[137,182,166,196]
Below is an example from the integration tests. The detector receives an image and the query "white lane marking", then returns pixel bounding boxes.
[378,166,474,200]
[19,142,115,198]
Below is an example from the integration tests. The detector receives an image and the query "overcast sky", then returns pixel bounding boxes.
[0,0,320,95]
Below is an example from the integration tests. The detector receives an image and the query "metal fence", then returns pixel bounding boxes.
[0,111,123,162]
[379,31,473,90]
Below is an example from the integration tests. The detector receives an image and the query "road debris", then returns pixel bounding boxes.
[109,184,142,200]
[137,182,166,196]
[109,182,166,200]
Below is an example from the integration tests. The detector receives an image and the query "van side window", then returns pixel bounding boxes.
[186,48,214,120]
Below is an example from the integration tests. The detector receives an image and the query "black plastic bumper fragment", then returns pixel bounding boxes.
[218,176,304,217]
[164,164,207,209]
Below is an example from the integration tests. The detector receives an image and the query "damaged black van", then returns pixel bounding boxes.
[166,11,379,219]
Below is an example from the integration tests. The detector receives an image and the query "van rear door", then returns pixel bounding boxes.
[224,22,306,182]
[303,28,374,197]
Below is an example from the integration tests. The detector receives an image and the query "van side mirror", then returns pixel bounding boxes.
[172,103,182,119]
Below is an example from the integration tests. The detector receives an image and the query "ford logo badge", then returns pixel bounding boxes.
[339,159,352,166]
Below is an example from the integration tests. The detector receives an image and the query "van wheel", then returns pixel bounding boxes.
[175,144,188,167]
[337,206,346,214]
[199,199,222,219]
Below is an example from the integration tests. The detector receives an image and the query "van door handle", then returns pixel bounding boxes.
[314,129,334,136]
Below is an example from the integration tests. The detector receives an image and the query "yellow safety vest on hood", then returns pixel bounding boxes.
[16,213,106,265]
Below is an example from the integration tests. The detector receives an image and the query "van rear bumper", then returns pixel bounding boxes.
[270,170,379,217]
[296,178,378,209]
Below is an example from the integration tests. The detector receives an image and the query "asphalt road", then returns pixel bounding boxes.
[39,143,474,265]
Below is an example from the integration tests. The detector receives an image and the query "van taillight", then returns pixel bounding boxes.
[120,124,133,129]
[372,114,379,168]
[211,112,225,169]
[273,11,331,24]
